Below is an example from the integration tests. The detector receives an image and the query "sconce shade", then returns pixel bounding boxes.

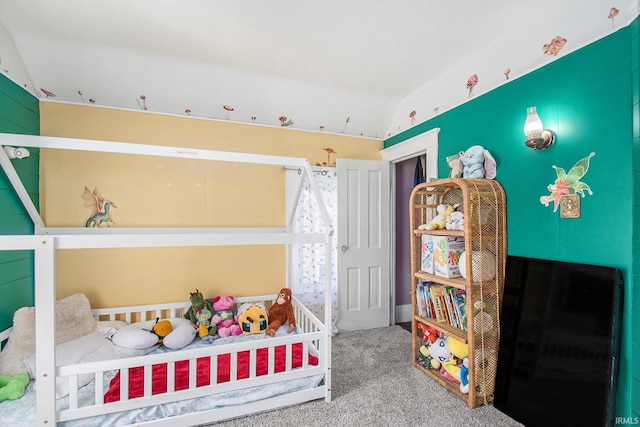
[524,107,543,136]
[3,146,30,159]
[524,106,555,150]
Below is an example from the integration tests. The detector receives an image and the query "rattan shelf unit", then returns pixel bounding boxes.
[409,178,506,409]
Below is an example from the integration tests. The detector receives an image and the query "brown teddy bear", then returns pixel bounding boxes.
[265,288,296,337]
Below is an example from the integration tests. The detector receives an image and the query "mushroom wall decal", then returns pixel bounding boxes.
[608,7,619,28]
[342,116,350,133]
[137,95,147,110]
[223,105,234,120]
[504,68,511,80]
[409,110,417,125]
[466,74,478,98]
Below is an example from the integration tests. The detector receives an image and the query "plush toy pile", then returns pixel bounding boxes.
[182,288,297,341]
[416,326,469,393]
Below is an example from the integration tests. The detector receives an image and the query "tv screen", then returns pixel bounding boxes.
[494,256,623,427]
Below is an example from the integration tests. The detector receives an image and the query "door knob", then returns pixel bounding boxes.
[341,245,348,252]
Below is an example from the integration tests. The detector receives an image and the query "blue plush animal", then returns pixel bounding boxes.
[458,145,497,179]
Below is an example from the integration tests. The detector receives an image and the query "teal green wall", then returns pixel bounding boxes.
[630,15,640,420]
[386,24,637,418]
[0,73,39,332]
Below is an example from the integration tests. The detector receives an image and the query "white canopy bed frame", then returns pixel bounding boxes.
[0,132,333,426]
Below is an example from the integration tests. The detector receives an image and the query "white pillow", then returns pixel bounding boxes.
[0,293,97,376]
[111,323,159,350]
[23,332,122,399]
[162,318,196,350]
[111,318,195,351]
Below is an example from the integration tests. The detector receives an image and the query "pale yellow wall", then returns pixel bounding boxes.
[40,102,382,308]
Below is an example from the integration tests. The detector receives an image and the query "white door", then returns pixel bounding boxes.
[336,159,390,331]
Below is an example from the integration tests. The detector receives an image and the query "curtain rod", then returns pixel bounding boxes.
[281,166,331,176]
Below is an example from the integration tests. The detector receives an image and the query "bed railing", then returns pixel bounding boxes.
[52,297,327,423]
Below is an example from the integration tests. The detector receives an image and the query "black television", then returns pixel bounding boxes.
[494,256,623,427]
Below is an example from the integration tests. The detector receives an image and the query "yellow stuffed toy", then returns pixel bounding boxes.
[419,204,458,231]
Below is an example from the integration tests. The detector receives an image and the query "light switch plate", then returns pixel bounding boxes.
[560,194,580,218]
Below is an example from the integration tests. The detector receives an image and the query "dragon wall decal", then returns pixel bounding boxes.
[82,186,117,227]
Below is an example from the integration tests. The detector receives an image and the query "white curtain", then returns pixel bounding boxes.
[286,167,338,335]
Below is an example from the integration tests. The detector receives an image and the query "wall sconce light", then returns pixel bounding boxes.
[524,106,556,150]
[3,146,30,159]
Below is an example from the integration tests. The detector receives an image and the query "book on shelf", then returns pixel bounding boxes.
[415,281,467,331]
[451,288,467,331]
[429,285,448,323]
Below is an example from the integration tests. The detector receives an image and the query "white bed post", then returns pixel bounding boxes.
[34,236,57,425]
[324,230,333,401]
[300,161,333,402]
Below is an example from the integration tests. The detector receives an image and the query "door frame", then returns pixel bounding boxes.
[380,127,440,323]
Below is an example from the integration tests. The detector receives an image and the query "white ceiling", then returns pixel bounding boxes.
[0,1,636,139]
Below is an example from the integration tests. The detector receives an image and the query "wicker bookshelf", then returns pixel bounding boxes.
[409,178,506,408]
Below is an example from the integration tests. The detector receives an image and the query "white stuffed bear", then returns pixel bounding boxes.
[445,211,464,230]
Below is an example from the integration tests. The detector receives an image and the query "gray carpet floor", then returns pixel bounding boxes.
[206,325,523,427]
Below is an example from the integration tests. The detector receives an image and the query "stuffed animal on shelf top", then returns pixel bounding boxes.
[265,288,296,337]
[211,295,242,338]
[458,145,497,179]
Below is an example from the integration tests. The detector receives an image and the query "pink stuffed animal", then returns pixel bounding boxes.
[211,295,242,338]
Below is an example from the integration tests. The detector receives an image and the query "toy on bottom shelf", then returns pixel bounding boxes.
[0,372,29,402]
[420,336,452,369]
[211,295,242,338]
[265,288,296,337]
[417,328,470,394]
[237,302,269,335]
[441,336,470,393]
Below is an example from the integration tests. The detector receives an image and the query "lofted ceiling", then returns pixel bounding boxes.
[0,0,636,139]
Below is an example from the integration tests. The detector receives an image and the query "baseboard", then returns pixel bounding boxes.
[395,304,412,323]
